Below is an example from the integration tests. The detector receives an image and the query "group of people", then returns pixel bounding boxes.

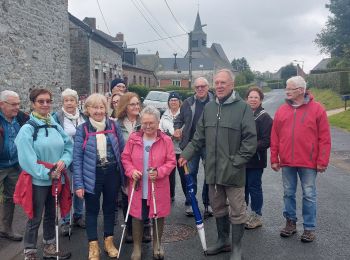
[0,69,331,260]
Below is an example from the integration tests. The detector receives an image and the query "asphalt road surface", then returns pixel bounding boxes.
[2,89,350,260]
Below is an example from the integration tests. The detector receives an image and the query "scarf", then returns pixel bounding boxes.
[62,107,80,120]
[32,112,51,125]
[89,117,107,160]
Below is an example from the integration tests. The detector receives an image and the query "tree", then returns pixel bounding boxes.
[315,0,350,61]
[231,57,250,72]
[231,57,255,85]
[280,64,297,82]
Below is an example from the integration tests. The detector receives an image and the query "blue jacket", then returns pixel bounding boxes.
[0,110,29,169]
[14,114,73,186]
[73,118,125,194]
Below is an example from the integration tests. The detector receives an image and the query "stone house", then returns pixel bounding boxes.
[69,14,123,98]
[0,0,70,110]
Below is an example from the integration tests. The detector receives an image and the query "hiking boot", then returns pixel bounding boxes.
[185,206,194,217]
[73,217,86,229]
[88,241,100,260]
[43,243,71,259]
[60,223,70,237]
[245,212,262,230]
[204,205,213,218]
[104,236,119,257]
[24,251,38,260]
[280,219,297,238]
[301,230,316,243]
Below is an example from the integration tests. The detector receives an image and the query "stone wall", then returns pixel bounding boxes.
[0,0,70,111]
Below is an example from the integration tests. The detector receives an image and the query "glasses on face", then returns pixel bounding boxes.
[117,84,126,89]
[128,102,140,108]
[142,122,155,127]
[112,100,119,105]
[195,85,207,90]
[284,87,301,92]
[35,99,53,105]
[169,98,179,102]
[4,101,20,107]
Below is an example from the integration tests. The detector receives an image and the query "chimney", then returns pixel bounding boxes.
[83,17,96,29]
[116,32,124,42]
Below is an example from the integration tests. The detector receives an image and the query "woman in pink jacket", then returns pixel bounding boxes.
[121,105,176,260]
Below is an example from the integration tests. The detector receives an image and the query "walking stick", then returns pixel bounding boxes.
[117,180,138,259]
[54,177,59,260]
[184,164,207,255]
[150,168,161,258]
[68,172,73,240]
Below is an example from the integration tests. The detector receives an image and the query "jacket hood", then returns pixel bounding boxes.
[285,91,314,107]
[215,90,240,105]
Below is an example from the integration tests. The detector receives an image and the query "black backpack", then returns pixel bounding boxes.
[26,120,59,142]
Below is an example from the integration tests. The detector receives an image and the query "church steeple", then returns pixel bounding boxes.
[190,11,207,51]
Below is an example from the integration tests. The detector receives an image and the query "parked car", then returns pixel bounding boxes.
[143,91,170,114]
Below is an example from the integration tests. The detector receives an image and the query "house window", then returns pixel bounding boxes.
[139,76,142,85]
[133,75,136,85]
[148,77,151,87]
[94,69,99,93]
[144,77,147,86]
[172,80,181,87]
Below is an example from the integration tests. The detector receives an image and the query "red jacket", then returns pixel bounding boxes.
[121,130,176,219]
[270,93,331,169]
[13,161,72,219]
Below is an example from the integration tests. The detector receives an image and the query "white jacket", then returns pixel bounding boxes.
[159,108,181,154]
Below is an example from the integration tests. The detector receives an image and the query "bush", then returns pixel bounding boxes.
[128,85,150,99]
[307,71,350,94]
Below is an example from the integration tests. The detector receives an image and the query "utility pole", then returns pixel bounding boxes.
[188,31,192,89]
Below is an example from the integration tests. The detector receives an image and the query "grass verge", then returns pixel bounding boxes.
[310,88,344,110]
[328,109,350,132]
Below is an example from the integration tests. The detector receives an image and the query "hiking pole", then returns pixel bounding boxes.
[149,168,161,259]
[117,180,138,259]
[184,164,207,255]
[68,172,73,240]
[54,176,60,260]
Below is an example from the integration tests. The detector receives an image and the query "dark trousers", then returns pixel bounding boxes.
[24,185,55,250]
[245,168,264,216]
[85,165,120,241]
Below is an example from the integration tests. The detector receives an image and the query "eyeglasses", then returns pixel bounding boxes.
[195,85,207,90]
[4,101,20,107]
[169,98,179,102]
[128,102,140,108]
[116,84,126,89]
[112,100,119,105]
[284,87,301,92]
[35,99,53,105]
[142,122,156,127]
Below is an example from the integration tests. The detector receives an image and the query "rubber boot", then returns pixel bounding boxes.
[131,218,143,260]
[88,241,100,260]
[206,215,231,255]
[0,198,22,241]
[142,218,152,243]
[104,236,119,257]
[153,218,165,260]
[230,224,244,260]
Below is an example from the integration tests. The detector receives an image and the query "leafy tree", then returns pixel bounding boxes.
[231,57,250,72]
[231,57,255,85]
[315,0,350,66]
[280,64,297,82]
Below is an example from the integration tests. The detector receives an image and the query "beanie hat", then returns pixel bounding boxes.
[110,78,125,91]
[168,92,181,102]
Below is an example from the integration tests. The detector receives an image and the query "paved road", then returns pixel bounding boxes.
[2,89,350,259]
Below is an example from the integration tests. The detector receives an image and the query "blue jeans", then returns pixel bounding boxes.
[245,168,263,216]
[282,167,317,230]
[187,149,209,206]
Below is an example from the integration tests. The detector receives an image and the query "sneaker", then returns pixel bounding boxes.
[60,223,70,237]
[24,251,38,260]
[280,218,297,237]
[204,205,213,218]
[185,205,194,217]
[245,213,262,229]
[301,230,315,243]
[73,217,86,229]
[43,244,71,259]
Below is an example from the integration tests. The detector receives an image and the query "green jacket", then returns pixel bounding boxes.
[181,91,257,187]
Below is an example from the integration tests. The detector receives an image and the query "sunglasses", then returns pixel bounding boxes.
[35,99,53,105]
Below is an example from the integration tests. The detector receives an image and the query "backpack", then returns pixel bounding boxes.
[82,121,119,150]
[26,120,59,142]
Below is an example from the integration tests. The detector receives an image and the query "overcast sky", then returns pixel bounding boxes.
[68,0,330,73]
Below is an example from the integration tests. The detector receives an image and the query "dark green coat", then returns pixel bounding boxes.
[181,91,257,187]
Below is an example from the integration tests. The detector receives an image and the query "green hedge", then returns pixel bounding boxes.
[307,71,350,94]
[266,80,284,89]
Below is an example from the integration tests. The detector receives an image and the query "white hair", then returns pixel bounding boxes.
[216,69,236,82]
[194,77,209,87]
[61,88,79,101]
[0,90,19,101]
[286,76,307,89]
[140,105,160,121]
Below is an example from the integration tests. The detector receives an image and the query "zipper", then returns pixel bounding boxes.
[214,104,222,184]
[291,109,296,162]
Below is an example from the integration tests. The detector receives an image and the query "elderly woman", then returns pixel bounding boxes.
[244,87,273,229]
[111,78,127,96]
[110,93,122,119]
[52,88,86,236]
[15,88,73,260]
[122,106,176,260]
[73,93,125,260]
[159,92,183,202]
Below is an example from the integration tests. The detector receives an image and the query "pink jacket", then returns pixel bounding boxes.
[271,93,331,169]
[121,130,176,219]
